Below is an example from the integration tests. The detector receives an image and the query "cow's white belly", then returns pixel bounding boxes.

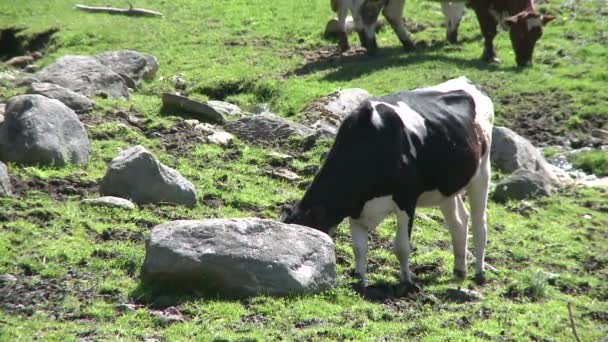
[354,191,453,228]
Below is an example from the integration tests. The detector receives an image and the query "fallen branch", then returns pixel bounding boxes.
[75,4,163,17]
[567,302,582,342]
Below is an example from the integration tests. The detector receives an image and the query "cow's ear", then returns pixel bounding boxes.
[541,14,556,25]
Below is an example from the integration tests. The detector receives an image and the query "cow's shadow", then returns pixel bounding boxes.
[290,34,522,81]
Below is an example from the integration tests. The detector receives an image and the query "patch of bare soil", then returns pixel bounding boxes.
[497,90,604,147]
[0,271,106,318]
[156,121,206,156]
[10,175,98,201]
[0,27,58,62]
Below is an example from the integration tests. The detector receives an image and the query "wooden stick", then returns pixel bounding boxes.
[567,302,582,342]
[75,4,163,17]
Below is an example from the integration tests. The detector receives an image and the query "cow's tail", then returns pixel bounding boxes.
[330,0,339,13]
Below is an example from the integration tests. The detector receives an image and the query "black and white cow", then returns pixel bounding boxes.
[282,77,493,287]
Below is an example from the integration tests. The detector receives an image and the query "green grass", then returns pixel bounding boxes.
[1,0,607,340]
[569,150,608,177]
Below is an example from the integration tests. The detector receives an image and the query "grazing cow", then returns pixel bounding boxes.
[331,0,554,66]
[282,77,493,288]
[331,0,415,54]
[444,0,556,66]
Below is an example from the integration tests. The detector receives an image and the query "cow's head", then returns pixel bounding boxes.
[281,202,338,237]
[504,10,555,67]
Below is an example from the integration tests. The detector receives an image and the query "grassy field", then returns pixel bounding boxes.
[1,0,607,340]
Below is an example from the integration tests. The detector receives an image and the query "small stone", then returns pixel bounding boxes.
[267,151,293,166]
[193,122,216,135]
[0,274,17,284]
[269,168,300,182]
[207,131,233,146]
[184,119,200,127]
[206,100,242,117]
[583,214,592,220]
[444,288,484,303]
[82,196,136,210]
[116,303,140,312]
[0,161,12,197]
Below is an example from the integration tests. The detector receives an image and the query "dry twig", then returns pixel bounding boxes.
[567,302,582,342]
[75,4,163,17]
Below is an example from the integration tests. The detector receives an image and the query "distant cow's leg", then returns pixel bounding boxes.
[467,154,491,284]
[350,220,369,285]
[337,1,351,51]
[395,209,415,285]
[441,2,465,44]
[382,0,415,51]
[471,6,499,63]
[358,0,384,55]
[440,196,469,279]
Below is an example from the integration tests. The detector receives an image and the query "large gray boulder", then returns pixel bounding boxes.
[0,161,11,197]
[94,50,159,84]
[301,88,371,129]
[34,56,129,99]
[491,126,569,187]
[491,127,545,172]
[27,82,94,113]
[100,145,197,207]
[225,113,314,143]
[492,169,553,203]
[0,95,90,166]
[142,218,336,297]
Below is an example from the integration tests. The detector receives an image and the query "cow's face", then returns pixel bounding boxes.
[281,203,337,236]
[504,11,555,67]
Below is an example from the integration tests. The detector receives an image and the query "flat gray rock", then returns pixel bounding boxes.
[34,55,129,99]
[161,93,225,124]
[444,288,484,303]
[82,196,136,210]
[94,50,159,84]
[206,100,242,117]
[492,169,553,203]
[0,94,90,166]
[142,218,336,297]
[100,145,197,207]
[27,82,94,113]
[0,161,11,196]
[301,88,371,129]
[225,113,314,143]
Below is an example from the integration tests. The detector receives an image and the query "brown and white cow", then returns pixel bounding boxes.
[331,0,415,54]
[445,0,556,66]
[282,77,493,288]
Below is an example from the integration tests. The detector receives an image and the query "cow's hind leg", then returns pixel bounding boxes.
[395,209,417,288]
[350,220,369,286]
[467,154,490,284]
[440,196,469,279]
[441,1,465,44]
[382,0,415,51]
[471,5,499,63]
[337,1,351,51]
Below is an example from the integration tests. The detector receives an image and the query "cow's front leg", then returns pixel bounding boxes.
[440,196,469,280]
[395,209,416,287]
[337,3,350,51]
[472,7,499,63]
[441,1,465,44]
[382,0,415,52]
[350,220,369,286]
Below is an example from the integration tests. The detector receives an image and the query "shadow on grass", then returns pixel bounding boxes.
[288,34,533,81]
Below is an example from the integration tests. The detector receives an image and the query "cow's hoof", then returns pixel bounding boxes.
[339,43,350,53]
[454,269,467,280]
[474,272,486,285]
[402,40,416,52]
[482,55,500,64]
[447,32,458,44]
[395,281,421,297]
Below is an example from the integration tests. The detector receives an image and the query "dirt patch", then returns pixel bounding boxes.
[97,228,145,243]
[294,318,324,329]
[0,271,101,318]
[584,310,608,323]
[156,121,206,156]
[496,90,603,147]
[202,193,224,208]
[240,313,270,325]
[581,255,607,272]
[194,79,255,101]
[0,27,58,61]
[10,175,98,201]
